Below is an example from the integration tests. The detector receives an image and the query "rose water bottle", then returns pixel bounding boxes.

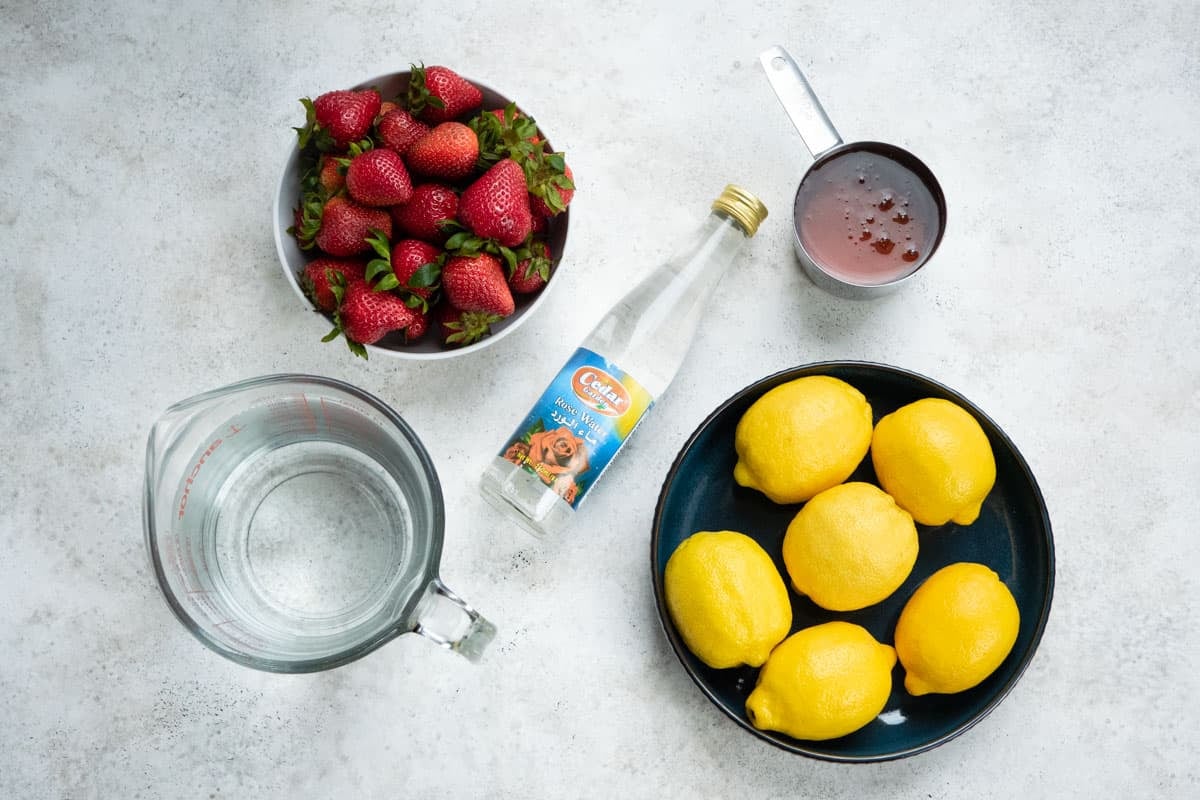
[480,185,768,536]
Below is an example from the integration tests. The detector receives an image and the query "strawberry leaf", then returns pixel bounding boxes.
[469,103,545,170]
[498,245,518,275]
[443,310,502,346]
[290,194,326,250]
[329,272,347,305]
[520,241,553,280]
[366,228,392,259]
[373,273,401,292]
[319,279,370,359]
[444,231,489,256]
[524,149,572,214]
[443,231,471,250]
[294,97,317,149]
[365,258,390,282]
[406,63,447,118]
[294,97,337,152]
[407,261,441,288]
[298,148,321,193]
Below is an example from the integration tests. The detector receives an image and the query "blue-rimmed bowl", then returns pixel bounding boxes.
[651,361,1054,762]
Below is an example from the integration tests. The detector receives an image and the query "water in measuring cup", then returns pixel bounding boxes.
[172,411,428,658]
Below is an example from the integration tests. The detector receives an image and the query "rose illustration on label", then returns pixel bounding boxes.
[494,348,654,510]
[527,425,590,478]
[503,440,530,465]
[503,420,591,503]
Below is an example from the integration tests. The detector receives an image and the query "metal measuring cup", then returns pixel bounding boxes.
[759,46,948,299]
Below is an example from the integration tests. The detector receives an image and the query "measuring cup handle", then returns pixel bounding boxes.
[412,578,497,662]
[759,45,843,159]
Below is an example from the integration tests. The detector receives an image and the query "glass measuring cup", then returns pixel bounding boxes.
[760,46,948,299]
[142,374,495,672]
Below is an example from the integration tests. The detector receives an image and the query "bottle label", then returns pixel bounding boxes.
[496,347,654,508]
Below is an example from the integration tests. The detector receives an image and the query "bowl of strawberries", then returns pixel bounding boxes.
[273,64,574,359]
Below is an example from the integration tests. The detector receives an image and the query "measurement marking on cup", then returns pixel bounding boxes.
[177,424,244,520]
[301,393,318,433]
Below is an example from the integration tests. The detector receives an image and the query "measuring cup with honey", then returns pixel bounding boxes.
[759,46,947,299]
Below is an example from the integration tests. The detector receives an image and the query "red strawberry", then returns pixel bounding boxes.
[405,122,479,180]
[530,213,548,235]
[377,108,430,156]
[436,303,502,347]
[408,65,483,124]
[508,240,553,295]
[404,308,431,341]
[442,253,515,316]
[346,148,413,206]
[305,89,381,149]
[391,239,442,299]
[338,279,422,347]
[301,258,365,311]
[315,196,392,256]
[529,163,574,217]
[458,159,531,247]
[391,183,459,243]
[318,154,345,193]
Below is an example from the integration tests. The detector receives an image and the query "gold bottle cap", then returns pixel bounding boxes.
[712,184,768,237]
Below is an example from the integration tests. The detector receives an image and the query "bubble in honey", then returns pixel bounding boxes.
[794,147,940,284]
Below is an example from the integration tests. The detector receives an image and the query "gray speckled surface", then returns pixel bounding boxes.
[2,0,1198,796]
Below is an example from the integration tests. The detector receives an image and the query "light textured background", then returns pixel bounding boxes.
[2,0,1197,797]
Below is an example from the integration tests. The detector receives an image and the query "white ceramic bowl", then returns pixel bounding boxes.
[273,70,570,360]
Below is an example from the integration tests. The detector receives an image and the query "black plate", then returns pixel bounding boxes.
[651,362,1054,762]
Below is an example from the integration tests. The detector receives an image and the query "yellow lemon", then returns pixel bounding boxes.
[871,397,997,526]
[664,531,792,669]
[894,562,1020,696]
[746,622,896,741]
[782,482,918,611]
[733,376,873,504]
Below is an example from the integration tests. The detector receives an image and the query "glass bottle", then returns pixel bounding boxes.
[480,185,768,536]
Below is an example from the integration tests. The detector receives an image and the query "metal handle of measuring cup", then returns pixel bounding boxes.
[759,45,843,159]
